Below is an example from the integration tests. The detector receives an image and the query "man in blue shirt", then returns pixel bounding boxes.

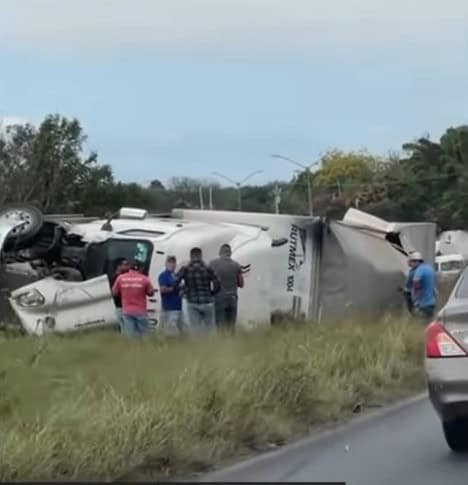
[409,252,437,322]
[158,255,185,336]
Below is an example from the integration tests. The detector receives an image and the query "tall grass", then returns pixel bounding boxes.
[0,318,424,481]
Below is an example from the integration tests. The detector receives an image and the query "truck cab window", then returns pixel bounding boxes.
[83,239,153,281]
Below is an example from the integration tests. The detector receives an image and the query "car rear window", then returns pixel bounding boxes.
[441,260,465,271]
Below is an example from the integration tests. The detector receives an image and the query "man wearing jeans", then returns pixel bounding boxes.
[110,258,130,332]
[158,255,185,336]
[176,247,220,333]
[209,244,244,332]
[112,260,155,338]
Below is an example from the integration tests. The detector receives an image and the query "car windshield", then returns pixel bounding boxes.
[83,239,153,280]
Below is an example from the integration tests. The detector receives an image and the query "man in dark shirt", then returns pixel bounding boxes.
[209,244,244,332]
[158,255,185,336]
[176,247,220,333]
[110,258,130,332]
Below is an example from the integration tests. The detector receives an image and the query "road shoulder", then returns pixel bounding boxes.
[199,392,427,482]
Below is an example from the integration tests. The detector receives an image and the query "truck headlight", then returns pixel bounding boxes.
[15,289,45,307]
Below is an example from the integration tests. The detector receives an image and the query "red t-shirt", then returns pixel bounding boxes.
[112,270,155,315]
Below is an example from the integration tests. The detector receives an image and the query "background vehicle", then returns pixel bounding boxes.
[435,254,466,279]
[426,266,468,451]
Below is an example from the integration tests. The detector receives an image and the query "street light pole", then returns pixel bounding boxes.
[209,185,214,210]
[306,168,313,217]
[236,183,242,211]
[211,170,263,211]
[271,154,320,216]
[198,185,205,209]
[272,184,282,214]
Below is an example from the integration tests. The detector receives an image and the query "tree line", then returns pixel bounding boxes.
[1,114,468,231]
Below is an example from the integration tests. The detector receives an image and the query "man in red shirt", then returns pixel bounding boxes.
[112,260,155,338]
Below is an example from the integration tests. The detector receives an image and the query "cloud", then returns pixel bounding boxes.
[1,0,467,58]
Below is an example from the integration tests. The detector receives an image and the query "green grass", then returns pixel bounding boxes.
[0,318,425,481]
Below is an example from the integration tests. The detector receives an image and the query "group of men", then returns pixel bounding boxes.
[404,251,437,323]
[110,244,243,338]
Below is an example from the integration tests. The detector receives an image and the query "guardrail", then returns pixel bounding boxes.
[44,212,174,223]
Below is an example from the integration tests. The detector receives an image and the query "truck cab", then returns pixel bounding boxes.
[2,207,273,334]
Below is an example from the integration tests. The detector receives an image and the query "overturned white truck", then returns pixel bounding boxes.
[0,205,435,335]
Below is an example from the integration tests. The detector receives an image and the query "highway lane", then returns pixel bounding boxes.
[203,395,468,484]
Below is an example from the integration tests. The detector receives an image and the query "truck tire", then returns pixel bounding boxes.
[0,205,43,248]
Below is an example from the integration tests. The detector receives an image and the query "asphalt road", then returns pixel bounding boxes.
[203,395,468,484]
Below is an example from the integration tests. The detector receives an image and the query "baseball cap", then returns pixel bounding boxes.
[408,251,423,261]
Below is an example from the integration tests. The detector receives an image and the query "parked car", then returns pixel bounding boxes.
[426,265,468,451]
[435,253,466,279]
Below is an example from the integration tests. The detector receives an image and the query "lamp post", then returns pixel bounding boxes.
[211,170,263,211]
[271,154,320,216]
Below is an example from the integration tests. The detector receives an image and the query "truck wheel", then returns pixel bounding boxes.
[0,205,43,247]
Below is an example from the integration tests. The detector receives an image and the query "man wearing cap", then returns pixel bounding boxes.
[408,252,437,322]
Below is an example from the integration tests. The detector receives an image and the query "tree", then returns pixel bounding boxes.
[4,113,468,228]
[291,149,382,217]
[359,126,468,229]
[313,149,378,193]
[149,179,165,190]
[0,123,36,206]
[0,115,107,212]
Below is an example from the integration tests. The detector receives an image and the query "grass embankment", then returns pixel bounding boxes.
[0,318,424,481]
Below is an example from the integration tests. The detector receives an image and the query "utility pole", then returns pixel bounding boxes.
[336,179,342,198]
[211,170,263,211]
[198,185,204,209]
[272,184,282,214]
[209,186,213,210]
[271,154,320,216]
[236,184,242,211]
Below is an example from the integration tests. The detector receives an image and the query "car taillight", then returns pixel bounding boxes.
[426,321,467,358]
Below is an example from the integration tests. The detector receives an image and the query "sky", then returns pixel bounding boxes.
[1,0,468,186]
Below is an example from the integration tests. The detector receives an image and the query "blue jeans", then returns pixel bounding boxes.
[115,308,124,333]
[215,293,238,332]
[122,314,149,338]
[161,310,186,336]
[186,302,215,334]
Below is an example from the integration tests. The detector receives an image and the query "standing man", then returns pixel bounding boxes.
[110,257,130,332]
[409,252,437,323]
[404,255,417,314]
[176,247,220,333]
[112,259,155,338]
[209,244,244,332]
[158,255,184,336]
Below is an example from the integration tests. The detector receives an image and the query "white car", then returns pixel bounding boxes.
[435,254,466,279]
